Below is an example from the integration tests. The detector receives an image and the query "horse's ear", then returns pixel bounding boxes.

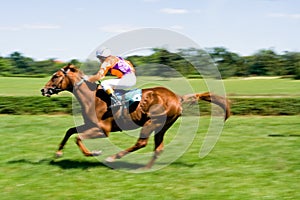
[67,63,77,72]
[63,63,72,70]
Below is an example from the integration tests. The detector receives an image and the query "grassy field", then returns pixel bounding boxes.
[222,78,300,97]
[1,76,300,97]
[1,115,300,199]
[1,76,300,199]
[0,77,70,97]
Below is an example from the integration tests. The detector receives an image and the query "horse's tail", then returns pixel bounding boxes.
[181,92,231,121]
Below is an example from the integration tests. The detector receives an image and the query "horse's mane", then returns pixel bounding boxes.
[63,63,82,74]
[62,64,100,92]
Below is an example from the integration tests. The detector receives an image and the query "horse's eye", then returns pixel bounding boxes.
[52,75,59,80]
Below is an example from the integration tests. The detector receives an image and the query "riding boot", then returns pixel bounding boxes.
[105,88,122,108]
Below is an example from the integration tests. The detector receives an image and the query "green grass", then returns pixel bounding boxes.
[1,76,300,97]
[1,115,300,199]
[0,77,46,96]
[0,77,70,97]
[138,77,300,97]
[1,74,300,199]
[222,78,300,97]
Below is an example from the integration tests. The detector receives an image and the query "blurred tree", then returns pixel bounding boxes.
[248,49,282,76]
[31,59,58,75]
[294,61,300,79]
[128,48,198,77]
[208,47,246,78]
[80,60,99,75]
[281,52,300,77]
[69,59,81,66]
[2,48,300,79]
[0,57,14,76]
[9,51,34,74]
[178,48,209,77]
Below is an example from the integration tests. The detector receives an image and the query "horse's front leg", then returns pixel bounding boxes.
[56,126,80,157]
[56,125,105,157]
[75,126,107,157]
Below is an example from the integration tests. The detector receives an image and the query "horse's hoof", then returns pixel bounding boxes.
[105,156,115,163]
[138,166,151,170]
[136,167,148,171]
[91,150,102,156]
[55,151,63,158]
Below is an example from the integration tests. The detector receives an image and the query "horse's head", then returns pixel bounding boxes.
[41,64,84,97]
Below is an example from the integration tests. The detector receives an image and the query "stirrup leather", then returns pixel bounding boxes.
[109,93,122,108]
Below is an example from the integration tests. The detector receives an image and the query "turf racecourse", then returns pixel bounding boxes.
[1,115,300,199]
[1,76,300,97]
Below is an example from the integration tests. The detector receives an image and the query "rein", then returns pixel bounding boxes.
[60,68,87,87]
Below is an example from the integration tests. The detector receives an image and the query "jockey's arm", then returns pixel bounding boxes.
[126,60,136,74]
[87,57,116,82]
[87,70,102,82]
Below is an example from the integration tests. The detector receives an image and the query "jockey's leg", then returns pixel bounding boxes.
[101,73,136,108]
[107,88,122,107]
[101,79,122,108]
[102,73,136,90]
[116,73,136,89]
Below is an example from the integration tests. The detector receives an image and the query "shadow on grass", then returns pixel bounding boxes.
[7,158,53,165]
[7,155,197,170]
[169,161,197,168]
[104,161,145,170]
[7,158,108,170]
[7,158,145,170]
[49,159,107,170]
[50,159,144,170]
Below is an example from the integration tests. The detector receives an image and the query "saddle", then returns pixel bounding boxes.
[115,88,142,108]
[96,88,142,111]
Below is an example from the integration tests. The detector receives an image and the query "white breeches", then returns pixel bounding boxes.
[101,72,136,91]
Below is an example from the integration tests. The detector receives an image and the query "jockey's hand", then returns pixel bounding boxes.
[82,75,89,81]
[88,71,102,82]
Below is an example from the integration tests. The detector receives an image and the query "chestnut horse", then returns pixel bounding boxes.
[41,64,230,169]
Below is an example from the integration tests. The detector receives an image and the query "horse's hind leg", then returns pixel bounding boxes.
[145,117,179,169]
[105,137,149,163]
[144,132,165,169]
[105,120,155,163]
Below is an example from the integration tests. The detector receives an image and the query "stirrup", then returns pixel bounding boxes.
[109,102,122,109]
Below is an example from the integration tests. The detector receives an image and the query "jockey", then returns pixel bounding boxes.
[88,47,136,108]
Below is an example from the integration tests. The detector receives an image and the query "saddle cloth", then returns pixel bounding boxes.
[115,88,142,107]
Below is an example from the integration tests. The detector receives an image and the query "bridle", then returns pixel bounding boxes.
[42,67,87,96]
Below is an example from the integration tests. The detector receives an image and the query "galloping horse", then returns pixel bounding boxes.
[41,64,230,169]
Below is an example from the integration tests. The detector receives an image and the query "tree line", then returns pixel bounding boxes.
[1,47,300,79]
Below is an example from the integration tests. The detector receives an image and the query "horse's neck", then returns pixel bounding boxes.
[73,82,98,109]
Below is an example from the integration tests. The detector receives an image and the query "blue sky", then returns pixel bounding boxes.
[0,0,299,61]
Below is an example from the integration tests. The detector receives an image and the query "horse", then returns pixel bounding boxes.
[41,64,230,169]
